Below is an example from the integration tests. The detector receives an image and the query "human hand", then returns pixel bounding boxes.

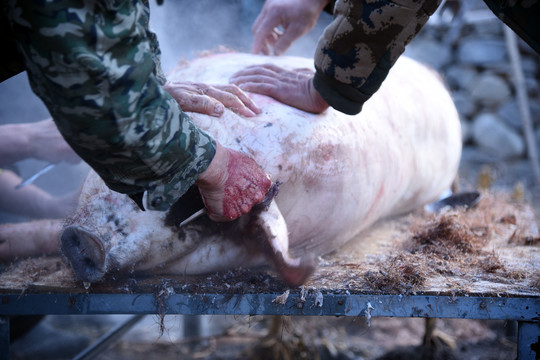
[164,81,261,117]
[252,0,329,55]
[230,64,329,114]
[28,119,81,164]
[195,142,271,222]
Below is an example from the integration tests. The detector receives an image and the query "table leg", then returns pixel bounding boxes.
[0,316,10,360]
[518,321,540,360]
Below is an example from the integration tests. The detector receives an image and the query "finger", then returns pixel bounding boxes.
[204,87,257,117]
[178,93,224,117]
[295,67,315,75]
[252,11,281,54]
[230,64,282,80]
[274,23,305,55]
[218,85,262,115]
[261,40,272,56]
[266,28,281,48]
[236,82,279,99]
[229,73,279,90]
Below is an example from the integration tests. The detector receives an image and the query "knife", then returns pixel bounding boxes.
[15,163,56,189]
[178,207,207,227]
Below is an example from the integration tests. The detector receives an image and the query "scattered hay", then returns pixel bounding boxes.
[530,273,540,291]
[407,213,486,258]
[362,190,539,294]
[363,253,426,294]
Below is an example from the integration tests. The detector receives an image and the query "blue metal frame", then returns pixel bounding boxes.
[0,292,538,319]
[1,290,539,359]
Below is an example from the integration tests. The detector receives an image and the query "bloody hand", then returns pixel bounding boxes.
[196,143,271,222]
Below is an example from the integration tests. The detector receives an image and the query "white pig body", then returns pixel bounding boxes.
[61,53,461,285]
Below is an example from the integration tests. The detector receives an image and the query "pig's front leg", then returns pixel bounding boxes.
[0,219,62,261]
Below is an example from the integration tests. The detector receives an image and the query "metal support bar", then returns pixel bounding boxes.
[518,321,540,360]
[183,315,202,338]
[0,316,9,360]
[1,293,538,320]
[72,315,145,360]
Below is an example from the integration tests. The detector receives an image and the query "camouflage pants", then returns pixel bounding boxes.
[4,0,216,211]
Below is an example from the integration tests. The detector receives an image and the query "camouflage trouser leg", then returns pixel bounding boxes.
[4,0,216,211]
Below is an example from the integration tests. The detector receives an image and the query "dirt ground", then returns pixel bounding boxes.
[99,316,517,360]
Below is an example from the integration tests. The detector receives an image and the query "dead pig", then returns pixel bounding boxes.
[60,53,462,286]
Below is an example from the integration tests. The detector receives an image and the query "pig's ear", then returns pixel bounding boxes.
[128,192,146,211]
[250,200,316,287]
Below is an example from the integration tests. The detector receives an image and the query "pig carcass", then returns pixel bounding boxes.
[60,53,461,286]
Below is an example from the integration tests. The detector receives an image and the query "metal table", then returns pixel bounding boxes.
[1,194,539,359]
[0,284,539,359]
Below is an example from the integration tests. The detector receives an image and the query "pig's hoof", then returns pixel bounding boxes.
[60,226,106,282]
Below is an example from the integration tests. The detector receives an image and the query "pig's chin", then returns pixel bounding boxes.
[60,225,108,282]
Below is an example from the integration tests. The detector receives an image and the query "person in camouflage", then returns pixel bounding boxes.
[2,0,271,220]
[232,0,539,115]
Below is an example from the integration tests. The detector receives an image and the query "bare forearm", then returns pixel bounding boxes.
[0,169,58,218]
[0,124,32,166]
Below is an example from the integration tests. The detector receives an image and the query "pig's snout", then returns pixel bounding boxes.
[61,226,107,282]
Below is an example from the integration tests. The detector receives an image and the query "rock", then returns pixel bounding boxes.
[404,38,452,70]
[471,113,525,159]
[536,127,540,156]
[444,65,479,90]
[468,73,511,106]
[497,101,522,130]
[460,117,472,143]
[525,78,539,95]
[457,38,507,66]
[471,19,503,37]
[498,100,540,130]
[452,91,477,117]
[521,56,538,77]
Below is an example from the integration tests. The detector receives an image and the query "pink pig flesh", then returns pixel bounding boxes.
[60,53,461,286]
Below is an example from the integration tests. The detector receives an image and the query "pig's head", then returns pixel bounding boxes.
[60,173,315,286]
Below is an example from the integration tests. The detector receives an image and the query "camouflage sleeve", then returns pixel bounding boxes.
[5,0,216,211]
[313,0,441,115]
[482,0,540,54]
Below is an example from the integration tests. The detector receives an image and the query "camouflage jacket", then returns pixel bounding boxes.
[314,0,442,115]
[314,0,539,115]
[3,0,216,211]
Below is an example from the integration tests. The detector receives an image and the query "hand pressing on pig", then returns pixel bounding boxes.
[195,142,271,222]
[230,65,329,114]
[164,82,261,117]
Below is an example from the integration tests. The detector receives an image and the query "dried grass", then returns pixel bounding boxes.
[362,191,539,294]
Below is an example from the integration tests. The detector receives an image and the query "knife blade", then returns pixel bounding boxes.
[178,207,207,227]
